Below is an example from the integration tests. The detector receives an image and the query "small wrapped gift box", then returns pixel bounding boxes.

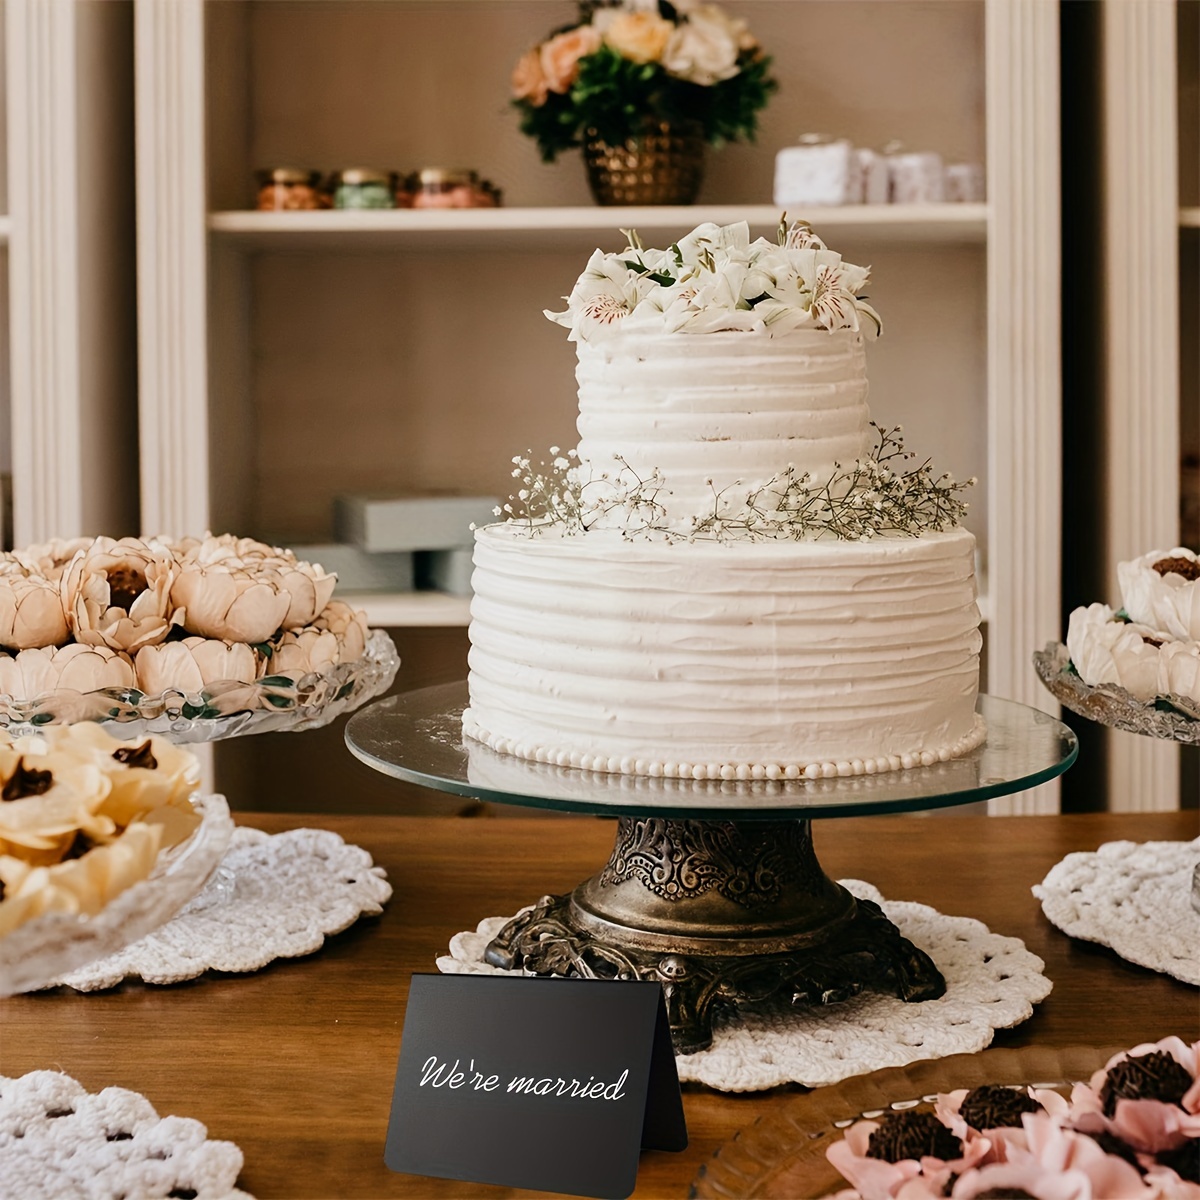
[887,150,945,203]
[774,137,862,207]
[857,149,889,205]
[944,162,986,202]
[334,493,499,553]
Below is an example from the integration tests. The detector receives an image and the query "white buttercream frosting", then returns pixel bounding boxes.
[575,329,873,521]
[465,524,983,776]
[467,222,983,779]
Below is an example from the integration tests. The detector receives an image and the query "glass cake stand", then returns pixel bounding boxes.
[346,684,1077,1053]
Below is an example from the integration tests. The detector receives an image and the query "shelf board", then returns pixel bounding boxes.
[1181,207,1200,228]
[208,204,989,252]
[341,589,472,628]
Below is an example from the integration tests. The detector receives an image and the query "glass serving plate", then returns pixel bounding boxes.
[0,792,235,997]
[0,629,400,744]
[1034,641,1200,745]
[346,686,1078,820]
[690,1045,1120,1200]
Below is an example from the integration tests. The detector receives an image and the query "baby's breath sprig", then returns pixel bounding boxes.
[495,424,973,542]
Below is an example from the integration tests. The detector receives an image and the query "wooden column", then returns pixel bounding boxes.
[1101,0,1180,812]
[985,0,1063,814]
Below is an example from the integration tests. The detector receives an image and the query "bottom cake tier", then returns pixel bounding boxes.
[464,524,984,780]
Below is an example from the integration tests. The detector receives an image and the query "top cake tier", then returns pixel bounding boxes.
[575,328,874,520]
[545,220,885,525]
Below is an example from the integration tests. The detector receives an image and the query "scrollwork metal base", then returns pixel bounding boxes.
[485,817,945,1054]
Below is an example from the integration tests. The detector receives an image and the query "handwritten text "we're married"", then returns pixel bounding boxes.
[419,1057,629,1101]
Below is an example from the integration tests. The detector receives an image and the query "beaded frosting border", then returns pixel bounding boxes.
[461,710,987,781]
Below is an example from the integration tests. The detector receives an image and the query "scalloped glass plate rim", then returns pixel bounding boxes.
[689,1044,1124,1200]
[0,791,236,997]
[0,628,400,742]
[1034,642,1200,743]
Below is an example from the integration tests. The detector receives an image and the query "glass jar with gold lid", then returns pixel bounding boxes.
[255,167,326,212]
[330,168,397,210]
[412,168,475,209]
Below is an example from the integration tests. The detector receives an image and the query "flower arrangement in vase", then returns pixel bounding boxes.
[511,0,777,205]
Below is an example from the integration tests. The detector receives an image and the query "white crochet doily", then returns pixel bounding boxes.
[45,827,392,991]
[438,880,1052,1093]
[0,1070,250,1200]
[1032,836,1200,986]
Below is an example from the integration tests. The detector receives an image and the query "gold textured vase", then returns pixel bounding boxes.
[583,119,705,206]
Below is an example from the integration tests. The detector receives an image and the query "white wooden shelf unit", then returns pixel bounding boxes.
[1094,0,1195,811]
[136,0,1061,813]
[3,0,137,548]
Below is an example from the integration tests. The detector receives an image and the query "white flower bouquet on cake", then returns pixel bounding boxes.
[0,533,399,740]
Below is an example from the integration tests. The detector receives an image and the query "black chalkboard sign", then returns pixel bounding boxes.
[385,974,687,1199]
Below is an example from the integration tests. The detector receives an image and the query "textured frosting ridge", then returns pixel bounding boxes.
[575,328,873,520]
[466,525,983,776]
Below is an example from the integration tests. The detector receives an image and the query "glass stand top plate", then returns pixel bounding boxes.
[344,683,1077,820]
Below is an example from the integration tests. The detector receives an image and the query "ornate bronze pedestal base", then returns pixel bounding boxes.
[485,818,945,1054]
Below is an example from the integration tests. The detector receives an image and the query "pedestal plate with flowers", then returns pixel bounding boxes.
[511,0,777,205]
[0,532,399,992]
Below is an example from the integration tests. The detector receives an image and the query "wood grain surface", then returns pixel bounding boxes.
[1,811,1195,1199]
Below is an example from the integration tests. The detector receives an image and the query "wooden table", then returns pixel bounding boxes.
[2,811,1196,1198]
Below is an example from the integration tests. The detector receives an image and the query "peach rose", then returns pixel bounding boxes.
[604,11,673,64]
[512,47,548,105]
[540,26,602,93]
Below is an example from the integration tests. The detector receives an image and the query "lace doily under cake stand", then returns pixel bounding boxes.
[0,1069,251,1200]
[40,827,392,991]
[439,880,1053,1093]
[1032,836,1200,986]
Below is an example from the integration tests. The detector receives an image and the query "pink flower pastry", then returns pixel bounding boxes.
[825,1039,1200,1199]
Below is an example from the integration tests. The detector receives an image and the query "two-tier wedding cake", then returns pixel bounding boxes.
[463,220,984,781]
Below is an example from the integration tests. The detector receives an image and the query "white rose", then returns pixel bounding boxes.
[662,9,740,85]
[0,644,135,700]
[313,600,369,662]
[1158,639,1200,703]
[134,642,206,696]
[14,537,94,581]
[61,536,179,654]
[181,636,259,685]
[173,532,297,570]
[267,628,341,682]
[0,575,69,649]
[171,564,292,643]
[276,561,338,629]
[1065,602,1162,700]
[1118,548,1200,641]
